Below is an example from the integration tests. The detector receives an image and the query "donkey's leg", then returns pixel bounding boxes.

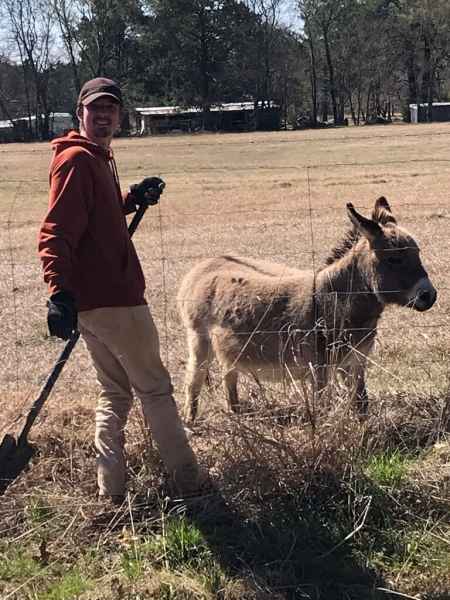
[346,361,368,415]
[354,369,368,415]
[209,329,241,413]
[184,328,211,423]
[222,368,240,413]
[309,353,328,407]
[315,364,328,395]
[308,338,329,405]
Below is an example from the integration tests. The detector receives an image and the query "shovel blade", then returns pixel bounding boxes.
[0,434,35,495]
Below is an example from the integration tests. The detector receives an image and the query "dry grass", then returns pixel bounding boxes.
[1,123,450,599]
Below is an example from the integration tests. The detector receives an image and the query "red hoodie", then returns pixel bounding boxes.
[38,131,146,312]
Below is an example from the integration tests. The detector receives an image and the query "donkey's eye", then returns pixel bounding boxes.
[386,256,403,267]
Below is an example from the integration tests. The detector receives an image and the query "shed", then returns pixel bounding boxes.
[0,112,74,142]
[48,112,75,135]
[410,102,450,123]
[135,102,280,135]
[27,112,74,136]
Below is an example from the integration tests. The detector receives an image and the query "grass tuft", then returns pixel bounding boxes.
[365,449,412,487]
[149,516,212,569]
[0,551,41,582]
[41,570,92,600]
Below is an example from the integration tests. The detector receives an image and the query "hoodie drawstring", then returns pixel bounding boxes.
[108,151,124,206]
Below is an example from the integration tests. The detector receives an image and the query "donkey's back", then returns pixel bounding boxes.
[178,255,314,326]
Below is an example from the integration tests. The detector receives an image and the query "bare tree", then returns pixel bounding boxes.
[414,0,449,119]
[52,0,82,93]
[301,0,348,125]
[2,0,55,138]
[299,0,318,124]
[244,0,284,106]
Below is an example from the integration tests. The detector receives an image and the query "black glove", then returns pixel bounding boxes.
[130,177,166,207]
[47,291,77,340]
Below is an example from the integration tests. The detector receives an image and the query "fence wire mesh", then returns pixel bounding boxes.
[1,127,450,432]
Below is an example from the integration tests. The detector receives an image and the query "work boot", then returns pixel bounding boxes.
[98,493,126,507]
[169,464,215,503]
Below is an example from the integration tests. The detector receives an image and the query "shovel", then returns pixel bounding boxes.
[0,200,154,495]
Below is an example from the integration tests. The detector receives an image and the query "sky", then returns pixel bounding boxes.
[280,0,304,32]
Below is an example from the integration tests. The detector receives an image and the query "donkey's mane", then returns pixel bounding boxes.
[324,226,361,266]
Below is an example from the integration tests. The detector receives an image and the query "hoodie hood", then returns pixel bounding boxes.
[51,130,111,160]
[50,129,122,210]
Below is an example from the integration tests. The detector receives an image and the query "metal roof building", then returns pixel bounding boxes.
[135,102,280,135]
[0,112,74,142]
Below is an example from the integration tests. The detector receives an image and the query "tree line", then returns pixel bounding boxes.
[0,0,449,139]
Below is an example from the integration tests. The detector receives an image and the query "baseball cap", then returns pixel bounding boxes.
[77,77,123,107]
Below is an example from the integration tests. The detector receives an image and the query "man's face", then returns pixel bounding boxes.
[79,97,121,146]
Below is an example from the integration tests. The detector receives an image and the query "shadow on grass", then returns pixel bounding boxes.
[180,472,387,600]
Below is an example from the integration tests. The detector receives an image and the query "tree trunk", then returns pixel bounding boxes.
[305,18,317,125]
[421,34,433,122]
[357,87,363,124]
[322,24,338,124]
[198,8,210,126]
[365,83,372,122]
[405,45,418,109]
[321,97,328,123]
[348,92,356,126]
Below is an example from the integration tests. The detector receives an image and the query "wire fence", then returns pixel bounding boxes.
[1,133,450,431]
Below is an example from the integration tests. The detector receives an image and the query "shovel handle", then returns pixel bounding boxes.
[128,202,150,237]
[19,331,80,444]
[18,203,150,445]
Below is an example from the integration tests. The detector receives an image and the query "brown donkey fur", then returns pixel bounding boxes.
[178,197,437,422]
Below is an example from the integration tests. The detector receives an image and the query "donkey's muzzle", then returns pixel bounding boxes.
[412,284,437,311]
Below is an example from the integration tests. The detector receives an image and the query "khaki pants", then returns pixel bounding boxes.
[78,305,200,496]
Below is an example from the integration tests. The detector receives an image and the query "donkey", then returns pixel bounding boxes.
[178,197,436,422]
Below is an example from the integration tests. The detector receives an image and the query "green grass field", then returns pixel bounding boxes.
[0,123,449,599]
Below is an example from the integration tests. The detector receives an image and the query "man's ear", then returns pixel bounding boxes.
[76,105,83,122]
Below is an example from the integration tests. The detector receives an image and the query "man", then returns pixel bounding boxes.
[38,77,205,503]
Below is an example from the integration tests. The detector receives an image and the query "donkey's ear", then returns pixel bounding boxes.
[372,196,397,225]
[347,203,382,242]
